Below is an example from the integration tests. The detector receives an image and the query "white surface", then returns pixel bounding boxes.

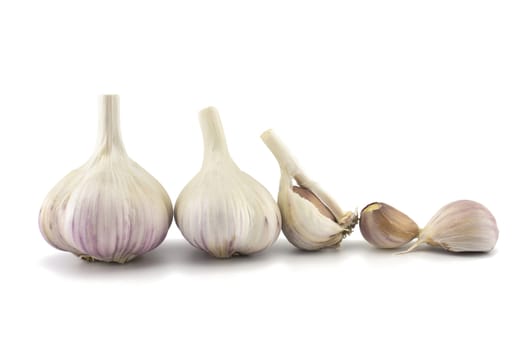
[1,1,525,349]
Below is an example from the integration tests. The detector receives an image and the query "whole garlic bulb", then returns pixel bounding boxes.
[175,107,281,258]
[402,200,499,253]
[39,95,173,263]
[261,129,357,251]
[359,202,420,248]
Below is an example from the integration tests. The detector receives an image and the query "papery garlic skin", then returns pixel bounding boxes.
[39,95,173,263]
[278,174,349,250]
[402,200,498,253]
[261,130,357,251]
[359,202,420,248]
[175,107,281,258]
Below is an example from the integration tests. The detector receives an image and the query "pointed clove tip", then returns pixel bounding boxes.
[398,238,424,254]
[361,202,383,214]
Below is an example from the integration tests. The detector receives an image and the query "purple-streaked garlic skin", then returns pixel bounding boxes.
[359,202,420,248]
[39,158,173,263]
[38,95,173,263]
[418,200,498,252]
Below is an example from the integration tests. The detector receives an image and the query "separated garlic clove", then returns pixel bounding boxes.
[175,107,281,258]
[359,202,420,248]
[261,129,357,251]
[401,200,499,253]
[39,95,173,263]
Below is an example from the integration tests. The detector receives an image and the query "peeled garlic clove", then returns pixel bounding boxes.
[39,95,173,263]
[175,107,281,258]
[359,202,420,248]
[261,129,357,251]
[402,200,499,253]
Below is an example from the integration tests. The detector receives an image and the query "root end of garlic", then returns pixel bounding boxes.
[80,255,96,263]
[339,210,359,231]
[79,254,136,264]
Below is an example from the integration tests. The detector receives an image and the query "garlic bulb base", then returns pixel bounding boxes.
[79,254,136,264]
[79,255,96,263]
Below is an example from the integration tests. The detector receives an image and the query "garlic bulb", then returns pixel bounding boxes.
[39,95,173,263]
[261,129,357,251]
[402,200,499,253]
[174,107,281,258]
[359,202,420,248]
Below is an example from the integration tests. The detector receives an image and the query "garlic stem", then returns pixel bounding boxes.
[199,107,231,165]
[95,95,126,156]
[261,129,346,220]
[261,129,302,178]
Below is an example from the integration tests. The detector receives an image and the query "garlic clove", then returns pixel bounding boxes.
[175,107,281,258]
[293,186,337,221]
[401,200,499,253]
[359,202,420,248]
[261,129,357,251]
[39,95,173,263]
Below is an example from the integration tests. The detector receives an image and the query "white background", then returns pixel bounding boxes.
[1,0,525,349]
